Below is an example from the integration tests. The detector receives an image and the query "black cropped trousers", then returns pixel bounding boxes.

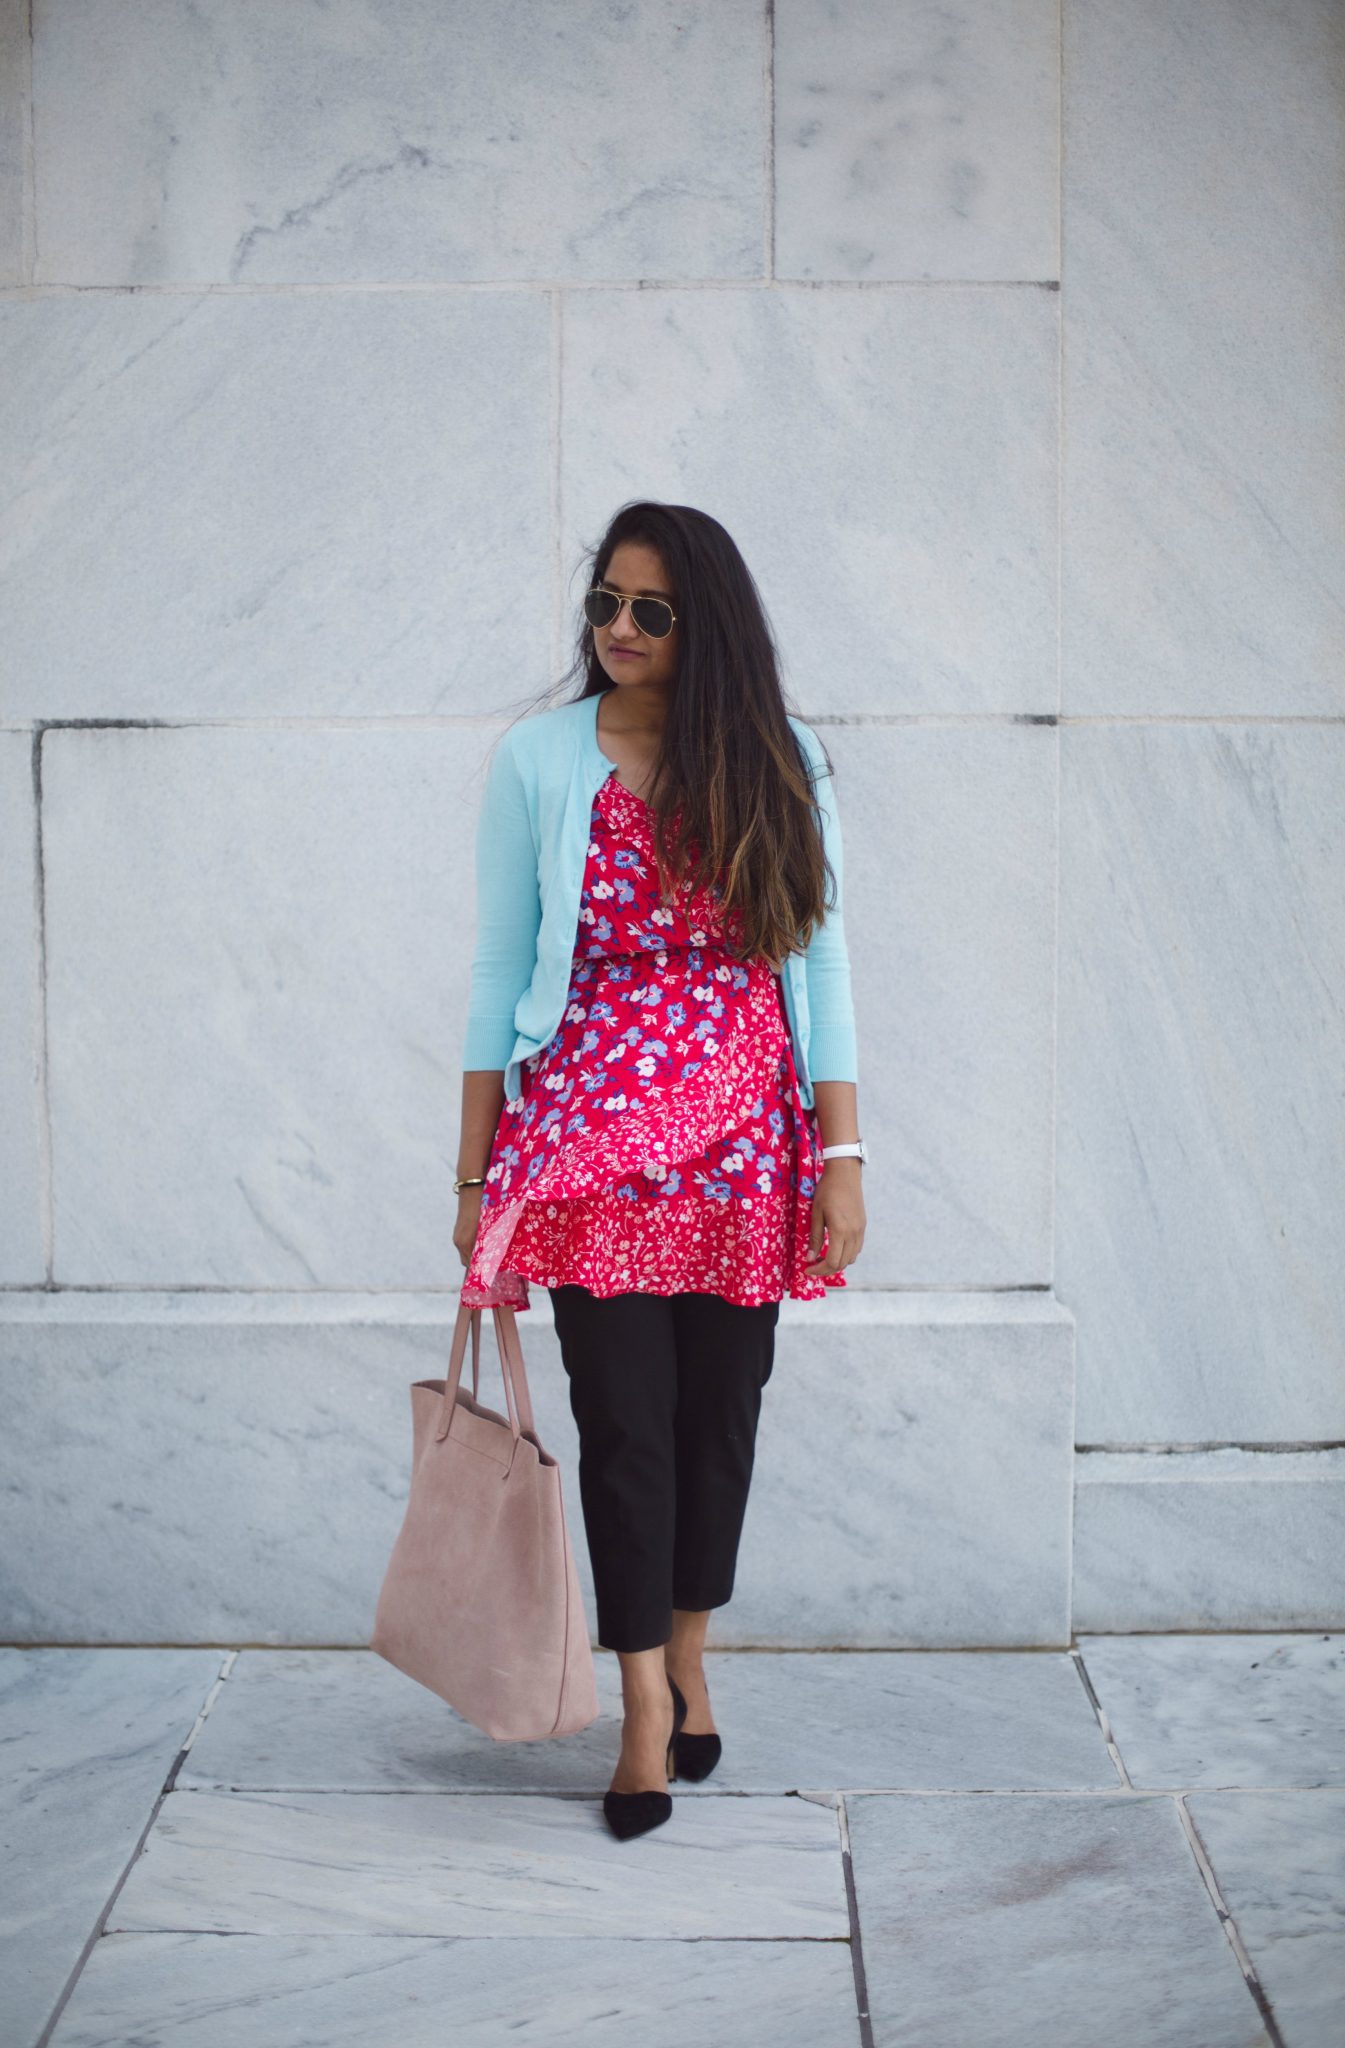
[546,1284,780,1653]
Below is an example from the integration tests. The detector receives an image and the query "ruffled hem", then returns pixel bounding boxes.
[464,974,791,1300]
[459,1188,848,1311]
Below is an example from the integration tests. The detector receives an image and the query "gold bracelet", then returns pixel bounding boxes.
[454,1174,486,1193]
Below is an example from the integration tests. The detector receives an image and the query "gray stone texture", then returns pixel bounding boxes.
[2,0,1341,1650]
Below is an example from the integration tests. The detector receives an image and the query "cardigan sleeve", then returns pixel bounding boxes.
[461,727,542,1071]
[797,723,859,1086]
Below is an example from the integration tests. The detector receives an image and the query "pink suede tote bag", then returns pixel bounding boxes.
[371,1300,599,1741]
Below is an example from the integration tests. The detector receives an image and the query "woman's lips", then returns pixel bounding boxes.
[610,649,644,660]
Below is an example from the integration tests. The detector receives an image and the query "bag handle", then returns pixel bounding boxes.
[437,1301,539,1446]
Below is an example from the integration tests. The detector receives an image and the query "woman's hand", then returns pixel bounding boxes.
[453,1187,485,1269]
[803,1159,866,1277]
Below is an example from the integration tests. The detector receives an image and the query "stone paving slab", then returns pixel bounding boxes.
[1188,1790,1345,2048]
[108,1788,849,1940]
[1078,1633,1345,1785]
[0,1648,222,2048]
[48,1932,860,2047]
[847,1792,1270,2048]
[178,1647,1117,1794]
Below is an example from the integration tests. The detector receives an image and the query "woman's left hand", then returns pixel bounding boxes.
[803,1160,866,1277]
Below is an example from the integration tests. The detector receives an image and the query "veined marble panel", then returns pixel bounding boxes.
[1058,724,1345,1444]
[40,726,494,1284]
[177,1647,1115,1795]
[824,721,1056,1287]
[108,1787,848,1938]
[31,0,766,285]
[561,286,1058,716]
[0,1647,223,2048]
[1062,0,1345,714]
[40,714,1056,1293]
[51,1934,861,2048]
[730,1292,1075,1648]
[0,1291,1074,1647]
[0,292,551,721]
[1074,1450,1345,1633]
[848,1792,1269,2047]
[1187,1790,1345,2048]
[1076,1633,1345,1789]
[0,0,25,284]
[0,731,43,1282]
[775,0,1059,281]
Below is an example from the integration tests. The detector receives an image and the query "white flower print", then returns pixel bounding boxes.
[459,769,846,1316]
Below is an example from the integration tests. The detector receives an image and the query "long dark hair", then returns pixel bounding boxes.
[539,500,838,972]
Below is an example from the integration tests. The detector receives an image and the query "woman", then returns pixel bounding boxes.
[454,501,866,1840]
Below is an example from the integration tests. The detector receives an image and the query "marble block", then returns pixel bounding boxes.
[0,731,43,1283]
[0,1648,224,2048]
[1186,1789,1345,2048]
[30,0,766,285]
[847,1792,1269,2047]
[1062,0,1345,714]
[1058,723,1345,1445]
[39,715,1058,1295]
[0,291,551,721]
[0,0,24,284]
[775,0,1059,281]
[176,1647,1116,1795]
[1074,1450,1345,1633]
[50,1934,862,2048]
[1076,1633,1345,1789]
[561,285,1058,716]
[828,721,1057,1288]
[0,1290,1075,1646]
[108,1787,849,1939]
[39,726,499,1284]
[730,1292,1075,1647]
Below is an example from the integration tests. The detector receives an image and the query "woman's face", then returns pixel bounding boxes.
[591,540,680,692]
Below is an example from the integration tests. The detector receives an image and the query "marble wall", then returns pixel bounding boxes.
[1,0,1341,1642]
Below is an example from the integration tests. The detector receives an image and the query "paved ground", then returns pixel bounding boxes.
[3,1634,1342,2046]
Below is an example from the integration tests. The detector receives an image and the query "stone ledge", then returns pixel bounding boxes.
[1074,1448,1345,1631]
[1,1290,1075,1649]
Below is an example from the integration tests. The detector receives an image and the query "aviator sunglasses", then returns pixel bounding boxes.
[583,583,678,641]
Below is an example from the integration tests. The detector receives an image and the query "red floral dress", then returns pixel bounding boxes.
[460,767,848,1312]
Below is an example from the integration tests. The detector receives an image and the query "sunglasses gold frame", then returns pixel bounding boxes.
[584,583,678,640]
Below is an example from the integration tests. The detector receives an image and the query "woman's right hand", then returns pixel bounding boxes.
[453,1187,485,1269]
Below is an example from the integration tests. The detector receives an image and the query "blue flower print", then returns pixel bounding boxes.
[462,769,845,1311]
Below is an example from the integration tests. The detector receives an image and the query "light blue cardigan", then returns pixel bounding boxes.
[462,691,857,1110]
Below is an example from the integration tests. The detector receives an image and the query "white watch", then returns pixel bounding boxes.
[821,1139,868,1164]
